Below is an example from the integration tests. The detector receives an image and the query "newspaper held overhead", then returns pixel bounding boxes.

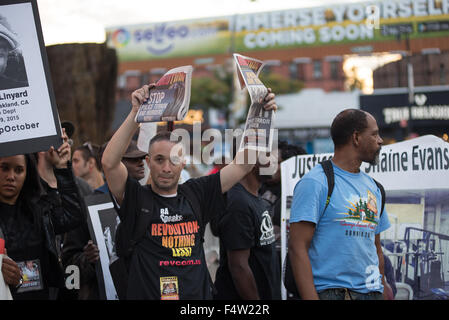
[135,66,193,123]
[233,53,275,152]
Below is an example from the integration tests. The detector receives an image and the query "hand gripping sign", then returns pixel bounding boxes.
[0,230,13,300]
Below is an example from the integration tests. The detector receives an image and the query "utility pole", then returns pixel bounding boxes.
[397,27,414,140]
[405,33,414,140]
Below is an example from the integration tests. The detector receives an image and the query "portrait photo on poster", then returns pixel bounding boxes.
[85,194,120,300]
[0,13,29,91]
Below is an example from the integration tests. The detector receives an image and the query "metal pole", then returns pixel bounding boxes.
[406,34,414,139]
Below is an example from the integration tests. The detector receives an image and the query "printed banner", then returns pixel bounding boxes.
[107,1,449,60]
[233,1,449,51]
[0,0,62,157]
[106,17,231,61]
[360,87,449,128]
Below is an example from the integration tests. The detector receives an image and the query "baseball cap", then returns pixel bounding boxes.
[123,140,147,159]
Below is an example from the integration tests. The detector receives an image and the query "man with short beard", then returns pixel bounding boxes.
[101,83,277,300]
[288,109,391,300]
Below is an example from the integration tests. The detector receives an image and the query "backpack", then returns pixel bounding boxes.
[283,160,386,298]
[109,183,210,300]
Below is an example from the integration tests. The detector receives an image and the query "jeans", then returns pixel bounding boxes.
[318,288,383,300]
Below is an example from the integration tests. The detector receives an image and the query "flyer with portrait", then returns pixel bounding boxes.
[0,0,62,157]
[135,65,193,123]
[233,53,274,152]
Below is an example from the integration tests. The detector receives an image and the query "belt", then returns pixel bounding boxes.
[321,288,380,300]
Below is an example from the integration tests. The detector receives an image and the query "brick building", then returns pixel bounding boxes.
[374,51,449,88]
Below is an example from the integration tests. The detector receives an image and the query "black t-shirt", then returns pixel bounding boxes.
[118,173,225,300]
[214,183,281,300]
[259,182,281,226]
[0,202,50,300]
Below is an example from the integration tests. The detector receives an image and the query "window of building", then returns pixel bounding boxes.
[289,62,298,80]
[440,63,446,85]
[330,61,340,80]
[295,63,307,81]
[313,60,322,79]
[261,65,272,76]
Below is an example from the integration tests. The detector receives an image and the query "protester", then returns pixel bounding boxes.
[35,129,93,199]
[101,83,277,300]
[288,109,391,300]
[213,163,281,300]
[260,141,306,240]
[96,140,147,194]
[121,140,147,182]
[383,253,397,299]
[206,156,228,175]
[0,141,84,300]
[61,139,147,300]
[72,142,104,190]
[34,128,93,300]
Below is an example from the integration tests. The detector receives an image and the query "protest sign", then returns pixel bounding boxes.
[135,65,192,123]
[233,53,274,152]
[0,0,62,157]
[280,135,449,299]
[0,229,12,300]
[85,193,119,300]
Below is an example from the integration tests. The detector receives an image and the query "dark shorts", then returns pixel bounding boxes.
[318,288,383,300]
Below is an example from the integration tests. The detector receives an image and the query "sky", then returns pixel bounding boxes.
[37,0,364,45]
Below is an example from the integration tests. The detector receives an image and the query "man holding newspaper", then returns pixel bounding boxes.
[101,55,277,300]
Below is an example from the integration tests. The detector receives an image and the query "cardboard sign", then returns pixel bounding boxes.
[0,0,62,157]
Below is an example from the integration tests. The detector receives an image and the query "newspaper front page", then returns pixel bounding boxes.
[135,66,193,123]
[234,53,274,152]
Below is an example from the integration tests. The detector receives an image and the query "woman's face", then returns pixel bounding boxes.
[0,155,27,205]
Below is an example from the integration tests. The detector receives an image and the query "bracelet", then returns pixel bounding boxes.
[16,278,23,288]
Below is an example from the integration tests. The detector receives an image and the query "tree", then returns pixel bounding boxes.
[189,67,233,122]
[190,66,304,125]
[235,72,303,124]
[259,72,303,95]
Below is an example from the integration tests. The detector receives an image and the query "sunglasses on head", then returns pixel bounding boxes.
[83,141,100,157]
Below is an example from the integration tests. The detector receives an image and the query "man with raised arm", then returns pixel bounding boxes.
[102,83,277,300]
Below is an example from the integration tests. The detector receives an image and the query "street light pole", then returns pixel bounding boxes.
[405,33,414,140]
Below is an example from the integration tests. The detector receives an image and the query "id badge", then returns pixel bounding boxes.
[160,276,179,300]
[17,259,44,293]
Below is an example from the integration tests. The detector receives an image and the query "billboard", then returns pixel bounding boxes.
[106,17,231,61]
[232,0,449,51]
[360,86,449,128]
[107,0,449,61]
